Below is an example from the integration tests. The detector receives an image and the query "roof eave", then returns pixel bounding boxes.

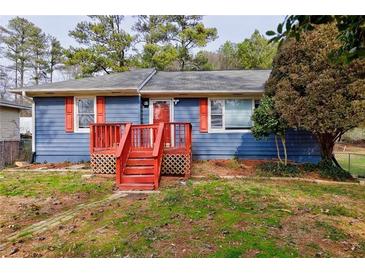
[22,88,139,97]
[0,101,31,110]
[139,90,264,97]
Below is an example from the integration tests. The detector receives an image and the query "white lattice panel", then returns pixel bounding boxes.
[161,154,191,176]
[91,154,116,174]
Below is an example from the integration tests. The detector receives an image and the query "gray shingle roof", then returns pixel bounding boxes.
[0,98,32,109]
[141,70,271,92]
[15,68,155,92]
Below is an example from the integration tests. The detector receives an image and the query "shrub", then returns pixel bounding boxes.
[302,163,318,172]
[257,162,301,177]
[317,160,352,181]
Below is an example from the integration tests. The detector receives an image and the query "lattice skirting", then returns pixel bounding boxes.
[161,153,191,176]
[90,153,191,176]
[90,154,116,174]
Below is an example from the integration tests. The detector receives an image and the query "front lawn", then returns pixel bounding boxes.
[0,171,114,242]
[2,174,364,258]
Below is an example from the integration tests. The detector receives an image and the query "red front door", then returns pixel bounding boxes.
[152,100,172,147]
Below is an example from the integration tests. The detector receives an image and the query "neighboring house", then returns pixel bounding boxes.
[0,95,31,168]
[13,68,321,164]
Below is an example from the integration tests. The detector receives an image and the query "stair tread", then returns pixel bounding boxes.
[123,174,154,177]
[119,184,154,190]
[126,165,153,168]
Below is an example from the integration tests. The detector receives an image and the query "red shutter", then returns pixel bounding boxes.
[65,97,74,132]
[96,96,105,123]
[200,98,208,133]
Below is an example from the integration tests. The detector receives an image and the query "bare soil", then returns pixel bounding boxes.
[192,159,266,177]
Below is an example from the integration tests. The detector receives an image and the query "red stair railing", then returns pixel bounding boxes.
[115,123,132,185]
[152,122,165,189]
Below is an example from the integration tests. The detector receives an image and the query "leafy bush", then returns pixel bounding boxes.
[302,163,318,172]
[317,160,352,181]
[257,162,301,177]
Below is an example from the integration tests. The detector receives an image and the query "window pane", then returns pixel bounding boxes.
[211,100,223,115]
[78,114,94,128]
[211,115,223,129]
[78,98,94,113]
[210,100,223,129]
[225,99,252,129]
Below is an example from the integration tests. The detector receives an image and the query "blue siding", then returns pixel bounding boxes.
[34,96,140,163]
[35,96,320,163]
[105,96,141,123]
[173,98,321,163]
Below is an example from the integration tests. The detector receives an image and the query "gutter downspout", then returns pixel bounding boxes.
[31,99,36,163]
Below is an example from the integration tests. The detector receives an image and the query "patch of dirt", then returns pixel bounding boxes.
[0,192,94,243]
[272,212,364,258]
[19,162,90,170]
[151,217,219,257]
[0,193,147,258]
[192,160,266,177]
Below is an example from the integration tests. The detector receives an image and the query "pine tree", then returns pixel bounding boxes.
[48,36,64,83]
[28,26,48,85]
[164,16,218,71]
[66,16,133,77]
[2,17,37,88]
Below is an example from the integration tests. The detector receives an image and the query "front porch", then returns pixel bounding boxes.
[89,122,192,190]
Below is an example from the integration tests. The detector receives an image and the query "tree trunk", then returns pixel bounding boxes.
[274,135,283,164]
[280,135,288,166]
[318,135,335,161]
[20,61,24,88]
[50,68,53,83]
[15,59,18,88]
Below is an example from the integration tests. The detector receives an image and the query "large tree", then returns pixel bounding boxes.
[66,15,133,77]
[267,24,365,163]
[237,30,277,69]
[163,16,218,70]
[267,15,365,62]
[2,17,37,87]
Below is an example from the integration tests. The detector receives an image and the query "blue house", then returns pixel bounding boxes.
[15,68,320,189]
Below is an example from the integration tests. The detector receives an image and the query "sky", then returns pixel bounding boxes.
[0,15,284,52]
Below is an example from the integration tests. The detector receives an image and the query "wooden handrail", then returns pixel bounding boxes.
[115,123,132,184]
[116,123,132,158]
[153,122,165,157]
[152,122,165,189]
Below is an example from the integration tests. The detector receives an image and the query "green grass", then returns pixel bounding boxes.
[1,172,364,257]
[0,171,114,197]
[47,179,365,258]
[336,153,365,177]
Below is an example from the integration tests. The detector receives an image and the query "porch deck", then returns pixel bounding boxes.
[89,122,192,190]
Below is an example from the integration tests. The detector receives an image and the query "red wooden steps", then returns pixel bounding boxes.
[118,148,156,190]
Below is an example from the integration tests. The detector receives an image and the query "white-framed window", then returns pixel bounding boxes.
[208,98,255,132]
[74,96,96,133]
